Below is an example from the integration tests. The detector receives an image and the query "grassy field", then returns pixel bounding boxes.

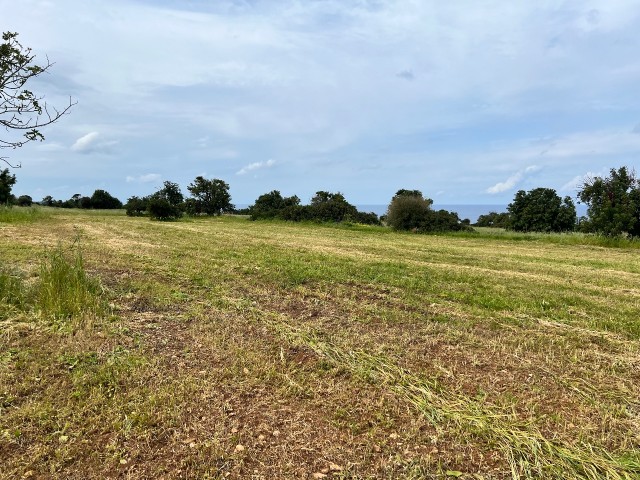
[1,208,639,479]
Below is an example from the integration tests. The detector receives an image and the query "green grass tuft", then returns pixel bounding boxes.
[1,243,106,330]
[0,268,27,320]
[34,245,105,329]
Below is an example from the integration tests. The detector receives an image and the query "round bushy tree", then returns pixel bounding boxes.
[124,196,148,216]
[16,194,32,206]
[385,190,432,231]
[147,181,184,220]
[508,188,576,232]
[147,197,181,221]
[249,190,300,220]
[186,176,233,215]
[90,189,123,209]
[309,191,358,222]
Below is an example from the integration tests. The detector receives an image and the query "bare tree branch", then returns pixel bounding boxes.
[1,31,75,167]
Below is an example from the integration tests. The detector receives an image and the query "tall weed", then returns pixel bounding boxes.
[34,245,105,329]
[1,244,105,330]
[0,268,26,320]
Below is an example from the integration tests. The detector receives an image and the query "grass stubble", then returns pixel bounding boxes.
[1,210,639,479]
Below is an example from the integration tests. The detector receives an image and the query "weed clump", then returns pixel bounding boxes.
[1,244,106,330]
[0,268,26,319]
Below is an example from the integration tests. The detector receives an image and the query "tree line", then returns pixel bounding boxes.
[2,166,639,238]
[476,166,640,237]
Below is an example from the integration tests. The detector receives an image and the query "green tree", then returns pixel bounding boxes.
[79,196,92,209]
[1,32,74,166]
[386,189,469,232]
[90,189,122,209]
[508,188,576,232]
[186,176,233,215]
[124,196,148,217]
[425,209,470,232]
[16,194,32,206]
[475,211,511,228]
[309,191,358,222]
[0,168,17,204]
[385,189,432,231]
[154,181,183,207]
[148,181,184,221]
[249,190,300,220]
[578,167,640,237]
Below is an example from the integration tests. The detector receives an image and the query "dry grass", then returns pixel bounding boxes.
[1,211,639,479]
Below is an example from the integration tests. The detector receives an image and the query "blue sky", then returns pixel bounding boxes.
[2,0,640,206]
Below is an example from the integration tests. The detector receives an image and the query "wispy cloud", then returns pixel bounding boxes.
[236,158,276,175]
[559,170,608,193]
[486,165,540,194]
[126,173,162,183]
[71,132,118,154]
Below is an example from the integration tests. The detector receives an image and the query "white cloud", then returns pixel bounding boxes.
[560,170,607,193]
[71,132,118,154]
[486,165,540,194]
[5,0,640,203]
[71,132,99,152]
[126,173,162,183]
[236,158,276,175]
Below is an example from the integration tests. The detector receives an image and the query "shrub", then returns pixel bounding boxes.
[90,189,123,209]
[475,211,510,228]
[354,211,382,225]
[386,190,470,232]
[125,196,148,216]
[386,193,432,231]
[147,197,182,221]
[16,195,33,206]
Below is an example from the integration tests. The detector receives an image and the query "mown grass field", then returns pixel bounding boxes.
[1,208,639,479]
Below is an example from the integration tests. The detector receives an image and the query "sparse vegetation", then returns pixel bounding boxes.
[2,209,639,478]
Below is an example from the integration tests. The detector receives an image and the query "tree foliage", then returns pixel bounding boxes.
[124,196,148,217]
[249,190,300,220]
[247,190,379,224]
[508,188,576,232]
[90,189,122,209]
[0,168,16,204]
[186,176,233,216]
[578,166,640,237]
[386,190,432,231]
[148,181,184,221]
[475,211,511,228]
[1,32,74,166]
[308,191,358,222]
[386,189,470,232]
[16,194,32,206]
